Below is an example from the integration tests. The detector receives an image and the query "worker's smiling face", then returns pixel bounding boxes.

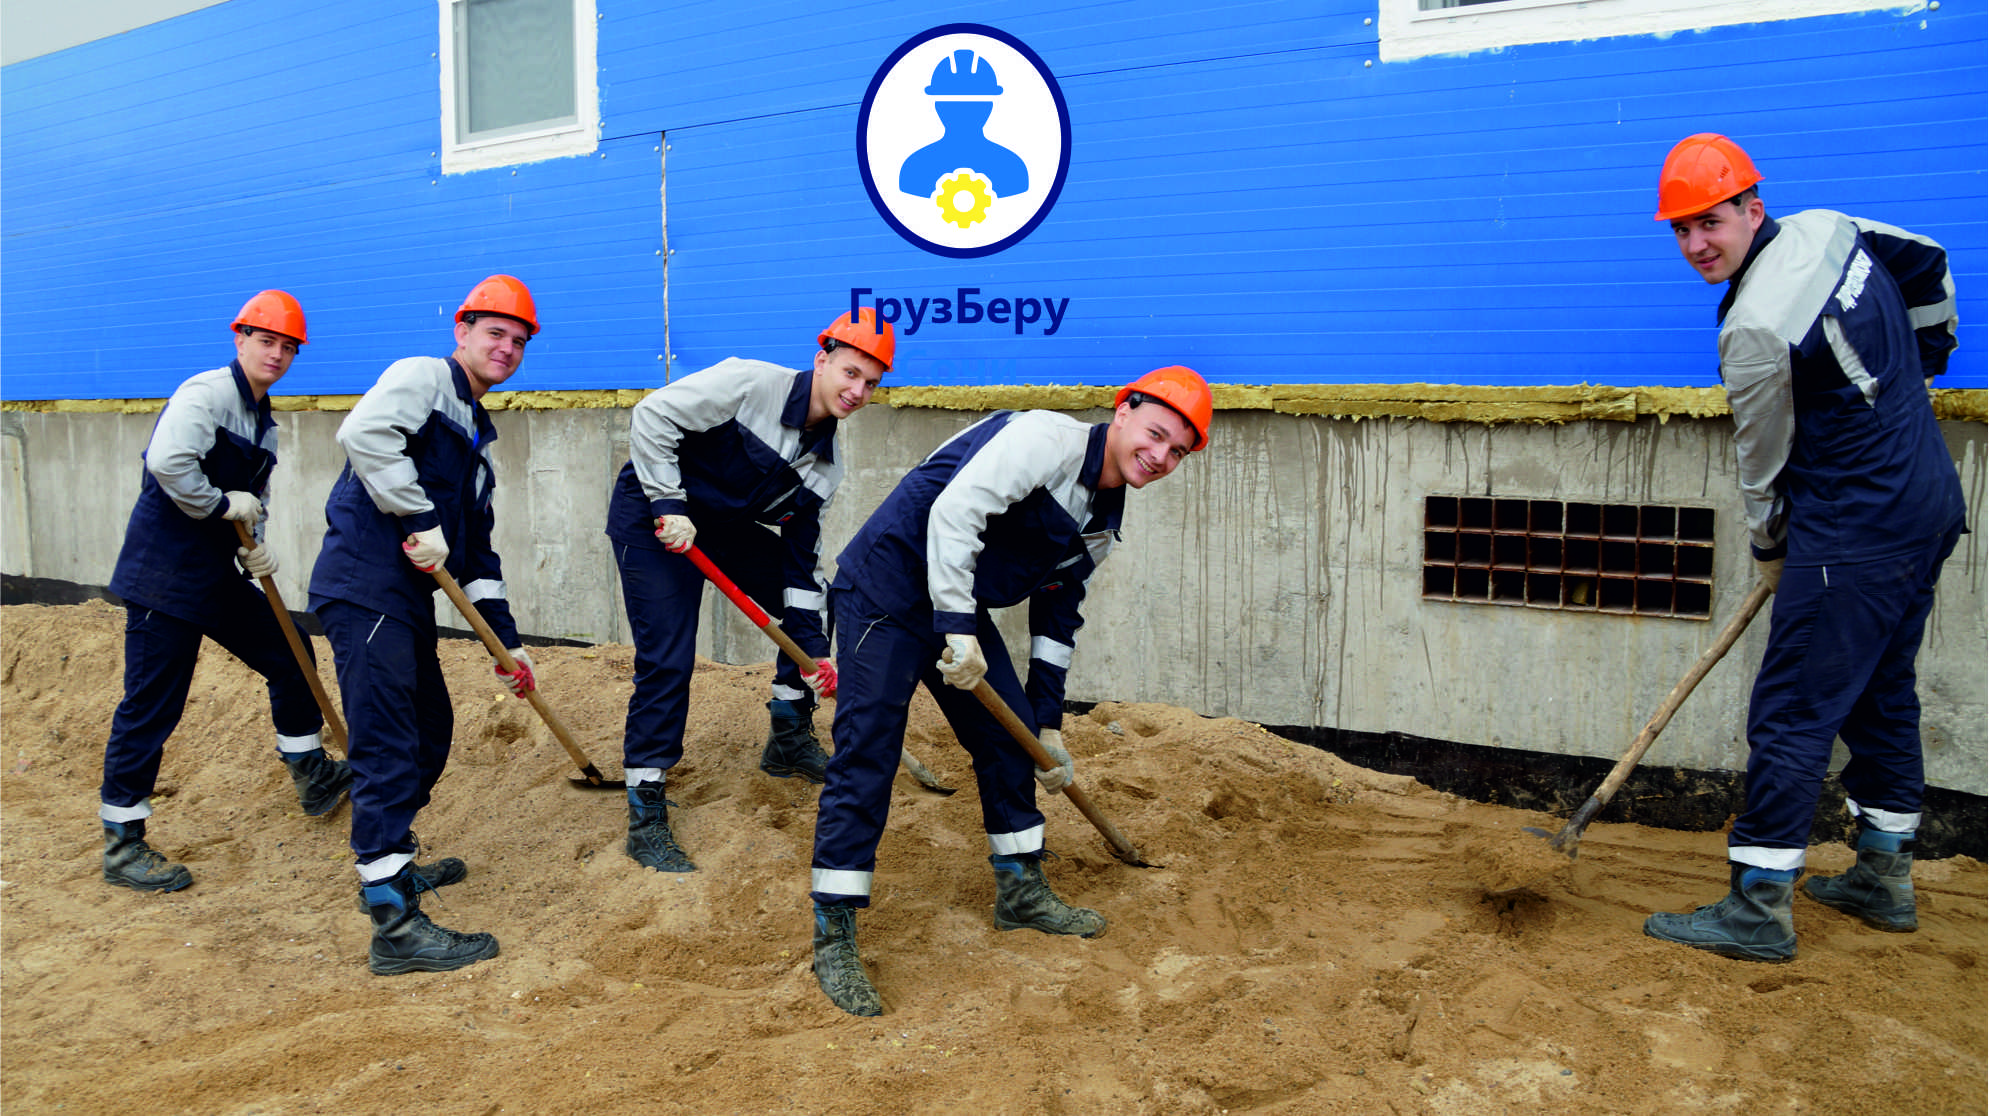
[1100,399,1196,489]
[808,344,887,426]
[453,314,531,398]
[1671,194,1764,284]
[233,327,300,400]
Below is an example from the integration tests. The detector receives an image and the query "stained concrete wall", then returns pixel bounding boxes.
[4,404,1982,794]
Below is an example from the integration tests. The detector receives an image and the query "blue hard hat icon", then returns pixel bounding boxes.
[925,49,1002,97]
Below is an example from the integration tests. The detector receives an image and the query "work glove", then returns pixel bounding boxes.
[495,648,536,697]
[804,658,838,700]
[1757,557,1785,592]
[654,515,697,554]
[936,633,988,691]
[402,527,449,572]
[220,490,264,526]
[1034,728,1074,794]
[236,544,278,579]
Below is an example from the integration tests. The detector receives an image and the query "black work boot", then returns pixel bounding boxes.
[361,865,499,975]
[761,700,830,784]
[102,819,193,893]
[282,748,354,817]
[991,853,1106,938]
[1804,823,1917,932]
[813,904,882,1016]
[1643,863,1798,962]
[626,782,695,872]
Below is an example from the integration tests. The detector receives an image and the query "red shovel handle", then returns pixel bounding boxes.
[685,545,771,627]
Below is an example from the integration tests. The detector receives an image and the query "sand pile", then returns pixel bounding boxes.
[2,601,1983,1115]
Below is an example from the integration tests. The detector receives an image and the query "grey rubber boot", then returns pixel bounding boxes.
[1643,863,1798,963]
[102,819,193,892]
[813,903,883,1016]
[1803,823,1917,932]
[626,782,695,872]
[361,865,499,975]
[991,853,1106,938]
[281,748,354,817]
[760,700,830,784]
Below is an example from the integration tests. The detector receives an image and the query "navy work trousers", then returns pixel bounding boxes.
[101,588,322,810]
[809,582,1045,907]
[318,601,452,863]
[613,523,810,772]
[1731,526,1962,852]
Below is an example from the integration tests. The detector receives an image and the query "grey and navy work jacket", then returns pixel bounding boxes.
[605,357,843,658]
[307,356,519,646]
[1717,209,1966,564]
[834,410,1124,729]
[109,361,275,620]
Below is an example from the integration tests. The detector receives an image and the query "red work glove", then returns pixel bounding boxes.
[804,658,838,699]
[495,648,536,697]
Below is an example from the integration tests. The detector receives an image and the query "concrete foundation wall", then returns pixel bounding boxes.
[5,404,1982,794]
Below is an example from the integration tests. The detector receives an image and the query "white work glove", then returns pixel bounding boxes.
[402,527,449,572]
[1757,557,1785,592]
[654,515,697,554]
[237,544,278,579]
[494,648,536,697]
[936,633,988,691]
[804,658,838,699]
[220,490,264,526]
[1034,728,1074,794]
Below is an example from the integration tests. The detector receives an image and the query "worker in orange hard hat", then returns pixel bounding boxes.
[307,274,542,975]
[807,364,1213,1016]
[1644,134,1965,964]
[99,290,351,894]
[603,308,894,873]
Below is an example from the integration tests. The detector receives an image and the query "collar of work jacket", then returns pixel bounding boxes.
[1718,213,1782,325]
[227,359,277,440]
[786,367,838,464]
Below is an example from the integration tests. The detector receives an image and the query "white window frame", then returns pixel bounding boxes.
[439,0,600,175]
[1378,0,1925,63]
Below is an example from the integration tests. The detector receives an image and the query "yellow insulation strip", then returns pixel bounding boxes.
[7,386,1983,423]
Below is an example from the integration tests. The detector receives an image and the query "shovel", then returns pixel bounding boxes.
[683,544,956,795]
[428,565,624,789]
[233,521,346,752]
[1522,578,1775,860]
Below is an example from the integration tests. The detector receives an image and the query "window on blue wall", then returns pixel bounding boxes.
[1380,0,1906,62]
[439,0,599,174]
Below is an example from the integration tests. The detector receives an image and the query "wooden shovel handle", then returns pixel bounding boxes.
[232,521,346,751]
[968,680,1154,867]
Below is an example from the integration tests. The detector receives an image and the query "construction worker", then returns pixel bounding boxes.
[307,275,541,975]
[1642,135,1966,962]
[99,290,351,892]
[808,365,1214,1015]
[604,310,892,873]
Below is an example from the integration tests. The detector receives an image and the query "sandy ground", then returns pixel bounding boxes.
[2,600,1983,1115]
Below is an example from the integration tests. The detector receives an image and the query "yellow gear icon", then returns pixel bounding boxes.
[933,170,994,229]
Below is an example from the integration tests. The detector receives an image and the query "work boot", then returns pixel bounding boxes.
[351,855,467,913]
[626,782,695,872]
[361,865,499,975]
[282,748,354,817]
[1643,863,1798,963]
[1804,823,1918,932]
[812,904,882,1016]
[761,700,830,784]
[991,852,1107,938]
[102,819,193,893]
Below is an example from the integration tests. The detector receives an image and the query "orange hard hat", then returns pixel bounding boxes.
[819,308,895,370]
[1654,133,1763,222]
[456,274,539,336]
[1114,365,1213,451]
[232,290,307,345]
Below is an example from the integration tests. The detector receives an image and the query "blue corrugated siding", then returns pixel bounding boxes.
[3,0,1982,398]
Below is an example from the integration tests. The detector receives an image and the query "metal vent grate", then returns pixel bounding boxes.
[1422,497,1714,619]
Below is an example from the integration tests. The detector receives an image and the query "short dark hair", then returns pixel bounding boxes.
[1728,185,1759,209]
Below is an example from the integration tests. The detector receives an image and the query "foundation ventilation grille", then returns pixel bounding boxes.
[1422,497,1714,619]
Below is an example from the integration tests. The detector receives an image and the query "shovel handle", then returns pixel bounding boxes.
[968,680,1153,868]
[428,565,614,787]
[232,521,347,752]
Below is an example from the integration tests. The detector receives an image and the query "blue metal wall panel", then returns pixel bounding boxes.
[3,0,1982,399]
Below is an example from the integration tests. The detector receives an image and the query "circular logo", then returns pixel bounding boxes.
[857,25,1071,258]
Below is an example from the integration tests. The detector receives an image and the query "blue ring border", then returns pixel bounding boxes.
[856,24,1073,260]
